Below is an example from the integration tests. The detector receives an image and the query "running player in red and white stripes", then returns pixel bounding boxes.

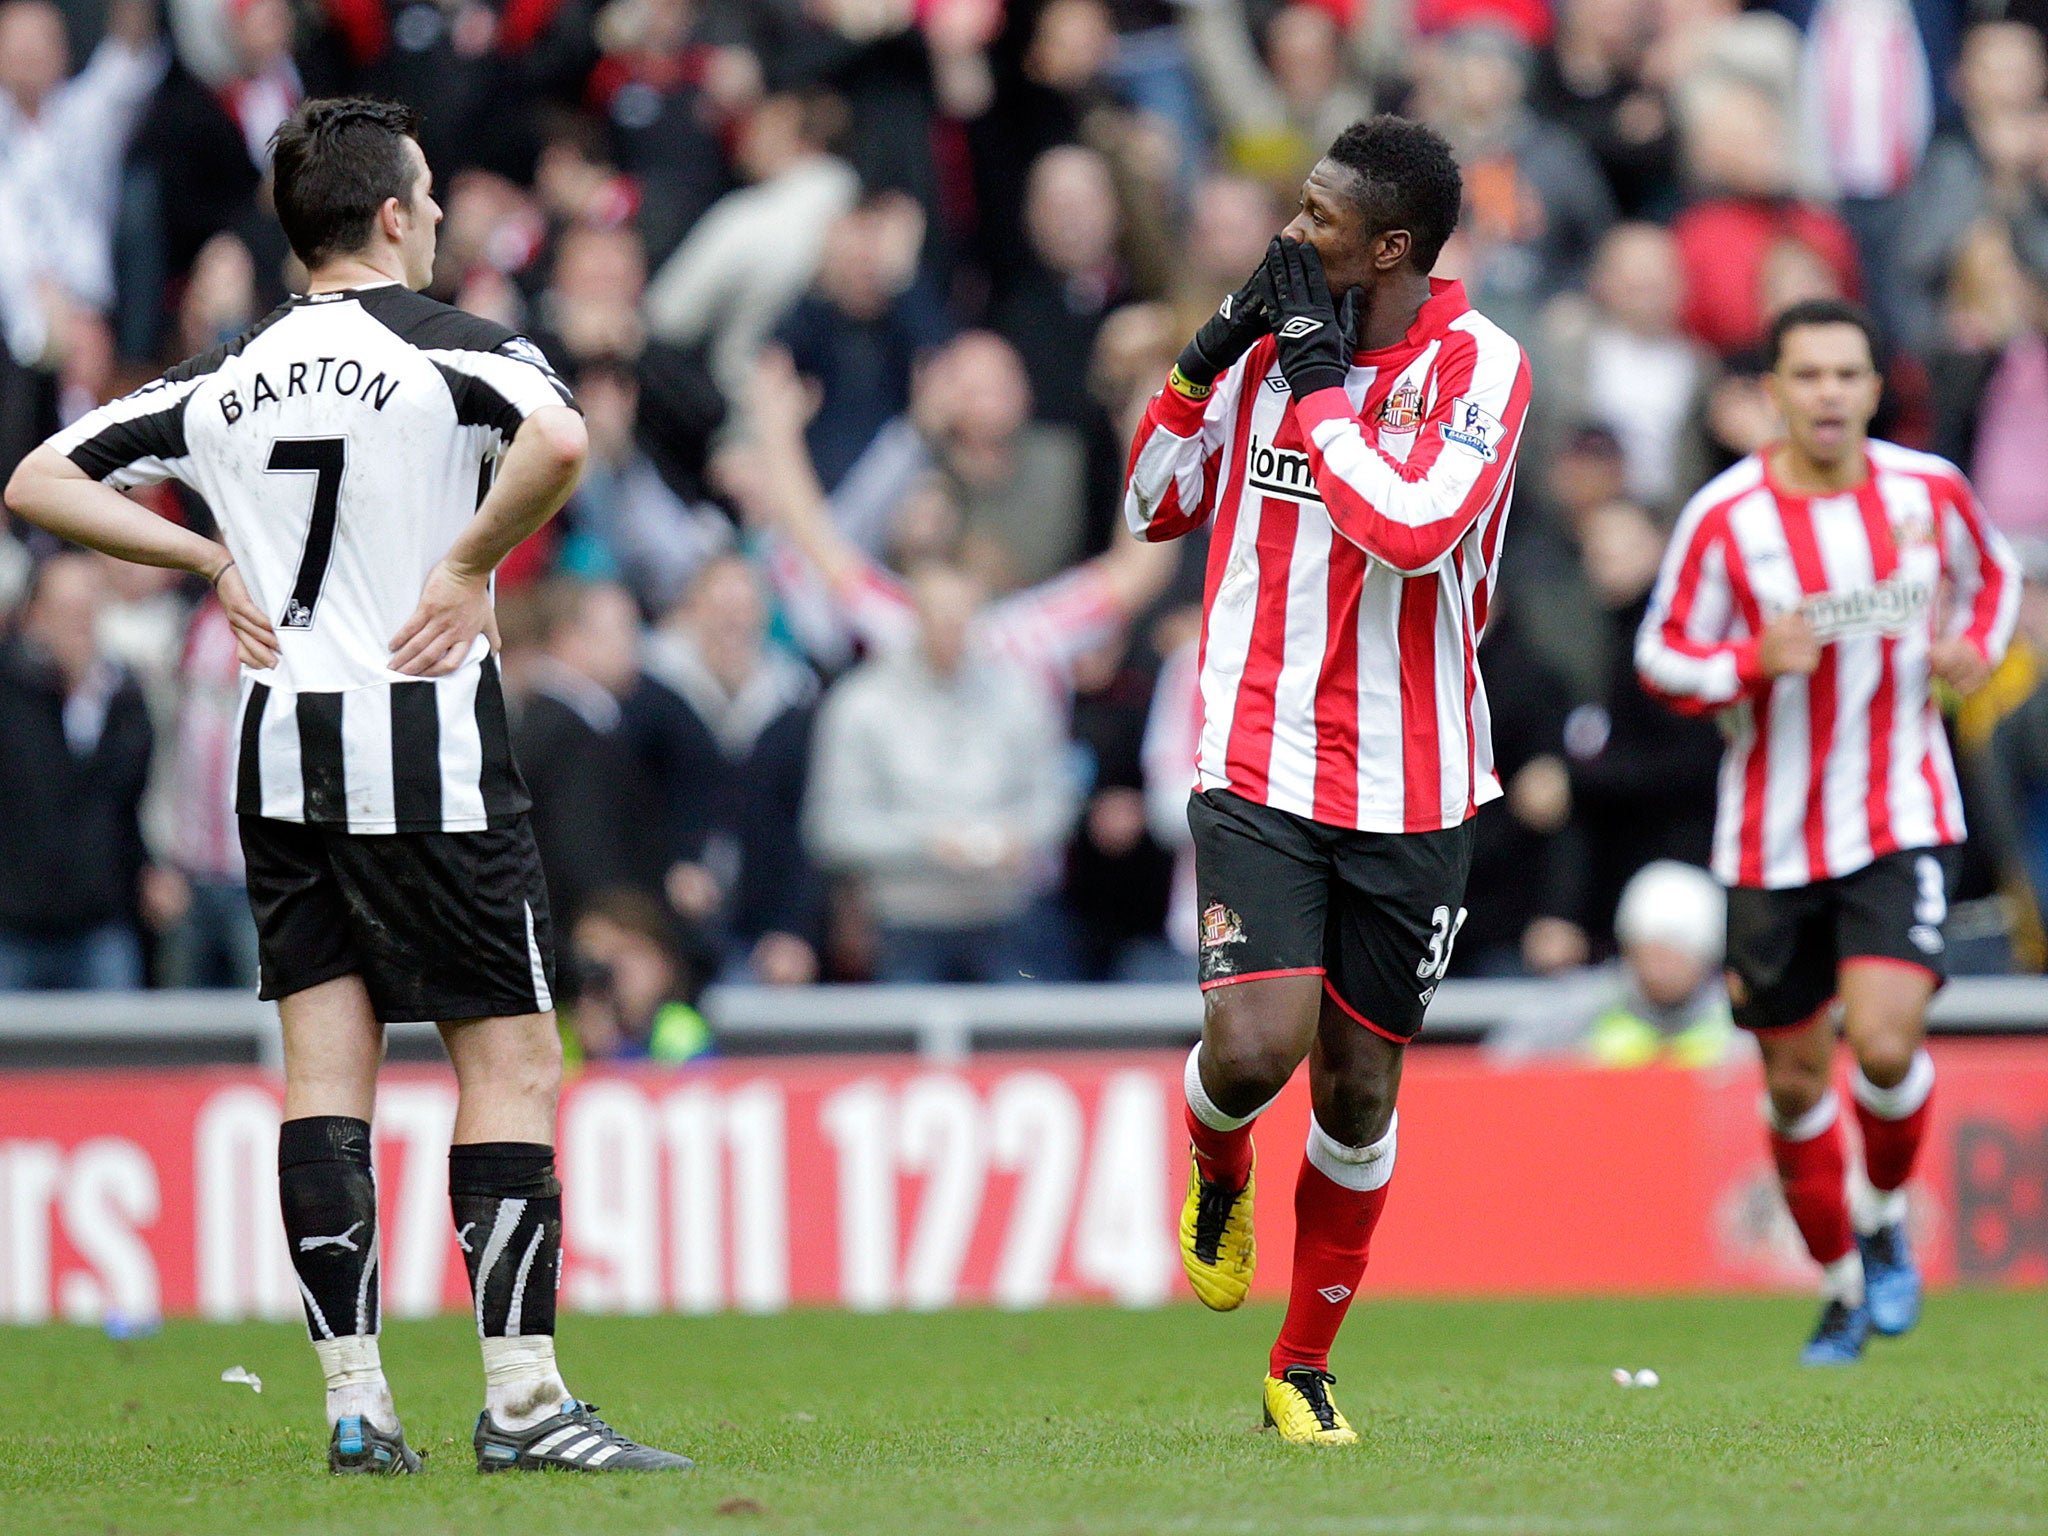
[1123,116,1530,1443]
[1638,298,2019,1364]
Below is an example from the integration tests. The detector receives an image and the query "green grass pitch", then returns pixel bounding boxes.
[6,1293,2045,1535]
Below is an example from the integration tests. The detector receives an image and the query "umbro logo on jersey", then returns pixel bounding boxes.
[1278,317,1323,339]
[1317,1285,1353,1303]
[1247,432,1323,504]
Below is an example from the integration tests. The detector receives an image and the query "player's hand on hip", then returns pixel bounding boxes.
[1757,611,1821,679]
[211,556,280,670]
[390,559,490,677]
[1264,237,1353,401]
[1930,635,1992,695]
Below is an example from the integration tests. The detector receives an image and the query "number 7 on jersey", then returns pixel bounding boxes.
[267,436,348,629]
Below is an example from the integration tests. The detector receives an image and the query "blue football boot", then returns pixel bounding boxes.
[1859,1221,1923,1337]
[328,1413,423,1473]
[1799,1297,1873,1365]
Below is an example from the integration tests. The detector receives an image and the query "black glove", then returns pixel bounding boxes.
[1173,268,1273,394]
[1263,237,1357,400]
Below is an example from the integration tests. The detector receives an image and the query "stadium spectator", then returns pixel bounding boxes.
[1502,422,1630,700]
[1059,625,1175,981]
[993,144,1130,433]
[1167,171,1280,337]
[804,561,1078,984]
[531,222,648,374]
[564,886,711,1063]
[1956,232,2048,544]
[1531,221,1713,512]
[776,190,950,490]
[560,358,733,612]
[509,578,665,937]
[740,345,1170,708]
[584,0,757,265]
[149,597,258,988]
[1530,0,1681,220]
[0,0,165,466]
[1488,860,1735,1066]
[1181,0,1374,183]
[1557,502,1723,947]
[1140,609,1200,968]
[643,88,859,416]
[629,553,823,986]
[1459,597,1583,977]
[1669,71,1862,356]
[1897,21,2048,358]
[1417,21,1616,340]
[0,551,152,989]
[217,0,301,168]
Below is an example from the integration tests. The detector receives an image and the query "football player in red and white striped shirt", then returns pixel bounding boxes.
[1638,298,2019,1364]
[1123,116,1531,1444]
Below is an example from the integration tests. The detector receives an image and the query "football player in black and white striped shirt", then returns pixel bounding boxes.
[6,98,689,1476]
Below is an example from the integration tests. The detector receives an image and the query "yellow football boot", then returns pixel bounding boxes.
[1179,1156,1256,1310]
[1262,1366,1359,1447]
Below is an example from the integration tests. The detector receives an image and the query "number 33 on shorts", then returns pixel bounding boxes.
[1417,905,1467,995]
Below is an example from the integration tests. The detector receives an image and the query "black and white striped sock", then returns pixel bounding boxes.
[450,1142,569,1429]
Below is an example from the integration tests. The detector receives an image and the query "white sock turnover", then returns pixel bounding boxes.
[482,1335,572,1430]
[1183,1042,1282,1133]
[1820,1249,1866,1309]
[313,1334,397,1431]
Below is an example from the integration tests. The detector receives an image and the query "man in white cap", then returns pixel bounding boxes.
[1489,861,1734,1068]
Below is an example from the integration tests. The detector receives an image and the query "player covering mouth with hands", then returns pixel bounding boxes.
[1126,118,1531,1444]
[1637,300,2018,1363]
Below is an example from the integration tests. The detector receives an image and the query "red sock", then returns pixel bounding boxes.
[1269,1155,1390,1376]
[1768,1097,1854,1266]
[1185,1098,1254,1190]
[1854,1054,1935,1193]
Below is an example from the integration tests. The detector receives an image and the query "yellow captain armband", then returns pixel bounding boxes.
[1168,365,1213,402]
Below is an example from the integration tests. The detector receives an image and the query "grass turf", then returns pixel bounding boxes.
[4,1293,2044,1535]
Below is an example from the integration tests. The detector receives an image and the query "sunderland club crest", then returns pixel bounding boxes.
[1378,380,1424,431]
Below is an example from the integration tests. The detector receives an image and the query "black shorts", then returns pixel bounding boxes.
[240,814,557,1024]
[1723,846,1953,1034]
[1187,788,1476,1043]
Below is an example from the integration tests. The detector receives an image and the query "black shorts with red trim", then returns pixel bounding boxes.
[241,813,557,1025]
[1186,788,1476,1043]
[1722,845,1953,1034]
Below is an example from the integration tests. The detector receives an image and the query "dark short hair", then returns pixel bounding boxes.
[1765,298,1880,371]
[270,97,424,269]
[1323,115,1465,272]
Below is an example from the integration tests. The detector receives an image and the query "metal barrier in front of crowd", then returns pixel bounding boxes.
[0,978,2046,1070]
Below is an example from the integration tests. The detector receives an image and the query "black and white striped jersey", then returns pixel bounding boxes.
[49,283,574,834]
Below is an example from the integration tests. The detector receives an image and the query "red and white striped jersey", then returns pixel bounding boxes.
[1636,440,2020,889]
[1122,278,1531,833]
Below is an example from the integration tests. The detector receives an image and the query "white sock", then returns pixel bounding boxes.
[482,1335,572,1430]
[1821,1250,1865,1309]
[1851,1050,1935,1120]
[313,1334,397,1431]
[1304,1112,1398,1192]
[1851,1179,1908,1236]
[1183,1042,1283,1132]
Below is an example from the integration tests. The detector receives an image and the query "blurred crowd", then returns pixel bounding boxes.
[12,0,2048,1061]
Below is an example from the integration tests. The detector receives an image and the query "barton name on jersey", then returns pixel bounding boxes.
[49,283,573,835]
